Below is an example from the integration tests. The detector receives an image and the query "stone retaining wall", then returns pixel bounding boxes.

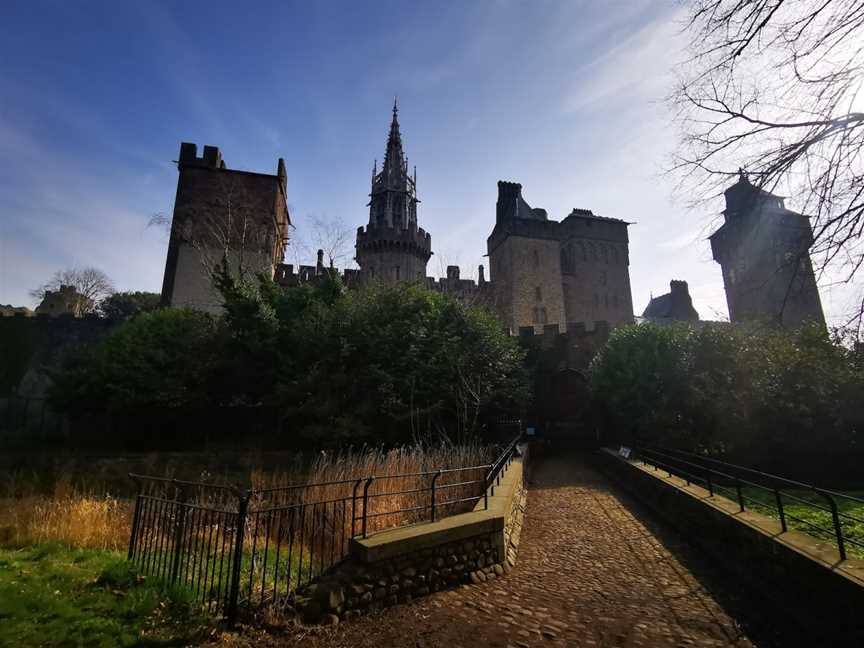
[296,449,528,625]
[596,448,864,645]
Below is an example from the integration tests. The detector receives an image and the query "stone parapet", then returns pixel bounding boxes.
[355,224,432,260]
[293,447,528,625]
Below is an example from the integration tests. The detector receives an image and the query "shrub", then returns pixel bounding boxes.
[590,322,864,483]
[49,273,528,448]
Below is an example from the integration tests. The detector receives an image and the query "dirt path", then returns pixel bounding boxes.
[219,452,792,648]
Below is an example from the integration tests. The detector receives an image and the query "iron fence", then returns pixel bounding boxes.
[632,445,864,561]
[127,434,523,624]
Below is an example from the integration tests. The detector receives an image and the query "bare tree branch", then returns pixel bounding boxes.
[671,0,864,324]
[30,267,114,316]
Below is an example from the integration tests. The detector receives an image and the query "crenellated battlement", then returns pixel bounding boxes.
[355,223,432,261]
[178,142,226,170]
[514,320,617,370]
[515,320,612,338]
[356,224,431,248]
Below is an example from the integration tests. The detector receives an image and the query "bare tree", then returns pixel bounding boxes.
[149,175,286,286]
[289,214,354,270]
[30,267,114,316]
[671,0,864,323]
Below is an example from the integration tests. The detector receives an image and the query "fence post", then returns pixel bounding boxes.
[734,477,744,512]
[350,479,363,538]
[815,488,846,561]
[362,477,374,539]
[484,467,490,510]
[226,490,251,628]
[430,470,442,522]
[169,482,189,584]
[773,487,787,532]
[127,492,143,560]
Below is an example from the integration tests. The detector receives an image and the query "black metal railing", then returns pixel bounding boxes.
[127,434,524,624]
[631,445,864,561]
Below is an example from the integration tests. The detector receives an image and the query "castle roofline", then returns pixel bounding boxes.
[177,142,290,205]
[561,208,632,226]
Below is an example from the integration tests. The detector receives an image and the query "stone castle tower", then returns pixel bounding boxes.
[710,173,824,328]
[355,101,432,282]
[160,143,290,312]
[487,181,634,333]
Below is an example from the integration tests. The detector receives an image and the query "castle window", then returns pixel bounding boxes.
[532,307,539,324]
[532,249,540,267]
[611,247,619,264]
[535,286,542,301]
[394,266,400,280]
[600,271,607,286]
[594,293,599,308]
[601,245,609,264]
[540,308,548,324]
[588,243,597,261]
[577,242,586,261]
[604,294,609,308]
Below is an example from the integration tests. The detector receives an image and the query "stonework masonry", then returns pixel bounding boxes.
[160,143,290,313]
[488,181,635,333]
[597,449,864,645]
[160,106,637,337]
[292,449,528,625]
[710,173,825,328]
[354,100,431,283]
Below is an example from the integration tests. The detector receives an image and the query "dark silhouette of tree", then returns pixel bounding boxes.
[99,291,161,321]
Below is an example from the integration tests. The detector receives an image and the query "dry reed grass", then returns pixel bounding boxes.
[1,440,497,552]
[249,440,496,539]
[1,489,132,551]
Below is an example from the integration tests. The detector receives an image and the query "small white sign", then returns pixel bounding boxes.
[526,427,536,436]
[619,446,631,459]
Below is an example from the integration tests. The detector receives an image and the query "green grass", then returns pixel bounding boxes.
[135,534,319,607]
[725,486,864,559]
[0,543,209,647]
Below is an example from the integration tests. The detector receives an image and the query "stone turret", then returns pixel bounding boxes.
[160,142,290,312]
[355,100,431,282]
[710,172,824,328]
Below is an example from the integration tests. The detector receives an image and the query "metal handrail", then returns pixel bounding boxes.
[126,432,527,626]
[633,446,862,561]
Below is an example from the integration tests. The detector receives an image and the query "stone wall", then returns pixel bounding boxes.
[161,143,289,311]
[595,449,864,645]
[297,532,508,625]
[294,451,528,625]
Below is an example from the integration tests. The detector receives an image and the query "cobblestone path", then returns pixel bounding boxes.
[231,452,785,648]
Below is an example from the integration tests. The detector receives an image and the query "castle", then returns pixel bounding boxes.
[160,103,824,332]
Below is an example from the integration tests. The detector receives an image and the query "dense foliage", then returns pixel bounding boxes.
[50,272,527,448]
[590,323,864,482]
[98,291,160,322]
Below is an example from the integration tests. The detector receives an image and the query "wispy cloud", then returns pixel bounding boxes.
[562,8,685,114]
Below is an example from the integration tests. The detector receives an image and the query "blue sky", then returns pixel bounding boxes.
[0,0,853,323]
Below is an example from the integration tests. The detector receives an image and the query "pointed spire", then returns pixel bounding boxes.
[382,97,405,185]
